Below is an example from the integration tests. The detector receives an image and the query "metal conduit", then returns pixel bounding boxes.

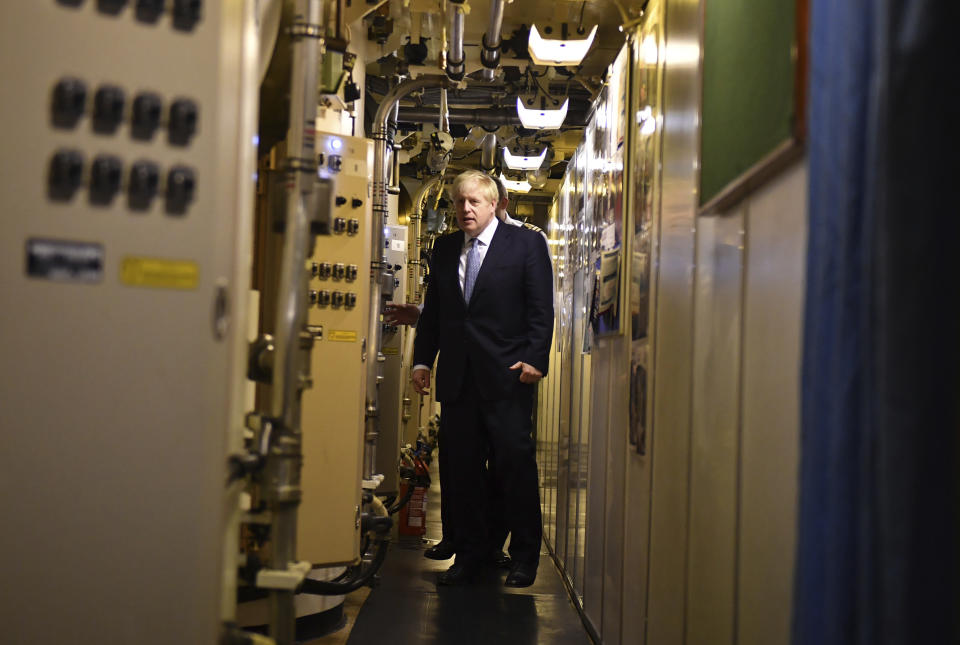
[481,0,506,82]
[480,133,497,171]
[396,106,589,128]
[268,0,322,642]
[367,76,453,480]
[446,0,465,80]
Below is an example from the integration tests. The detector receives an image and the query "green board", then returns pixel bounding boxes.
[700,0,798,207]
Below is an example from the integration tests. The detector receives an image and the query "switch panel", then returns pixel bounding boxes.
[299,132,374,566]
[3,3,257,644]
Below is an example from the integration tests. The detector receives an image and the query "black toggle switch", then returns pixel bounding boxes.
[90,154,123,206]
[48,150,84,201]
[351,198,363,208]
[131,92,163,140]
[93,85,125,134]
[335,196,347,206]
[52,78,87,129]
[128,160,159,211]
[97,0,128,15]
[172,0,202,31]
[168,99,198,146]
[135,0,164,22]
[166,165,196,215]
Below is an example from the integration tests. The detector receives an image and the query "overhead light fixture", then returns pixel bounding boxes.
[502,147,548,171]
[499,174,532,193]
[527,25,598,66]
[516,97,568,129]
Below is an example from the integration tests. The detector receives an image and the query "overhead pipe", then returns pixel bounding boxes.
[367,76,453,481]
[395,105,589,128]
[480,133,497,172]
[445,0,466,80]
[480,0,506,82]
[267,0,323,643]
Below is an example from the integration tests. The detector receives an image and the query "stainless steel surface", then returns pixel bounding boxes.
[644,0,701,641]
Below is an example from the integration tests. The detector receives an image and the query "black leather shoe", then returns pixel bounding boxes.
[437,562,479,586]
[489,550,511,569]
[504,563,537,588]
[424,540,455,560]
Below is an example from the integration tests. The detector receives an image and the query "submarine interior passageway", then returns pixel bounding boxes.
[1,1,956,644]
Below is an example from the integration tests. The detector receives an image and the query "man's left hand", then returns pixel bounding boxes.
[509,361,543,384]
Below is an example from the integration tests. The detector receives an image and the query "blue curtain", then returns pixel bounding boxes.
[795,1,958,644]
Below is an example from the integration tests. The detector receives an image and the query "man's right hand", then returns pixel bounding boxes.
[384,302,421,326]
[412,367,431,395]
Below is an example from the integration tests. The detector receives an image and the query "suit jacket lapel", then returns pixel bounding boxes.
[470,223,512,303]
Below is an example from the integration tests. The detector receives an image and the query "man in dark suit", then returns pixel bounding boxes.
[411,170,554,587]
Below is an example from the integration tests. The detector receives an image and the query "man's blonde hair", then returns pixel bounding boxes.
[451,170,499,206]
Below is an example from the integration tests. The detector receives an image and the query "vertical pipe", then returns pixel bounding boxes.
[445,0,465,80]
[267,0,322,642]
[367,76,451,480]
[480,0,506,82]
[480,132,497,172]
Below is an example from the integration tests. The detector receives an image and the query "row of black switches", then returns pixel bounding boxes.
[49,150,195,214]
[52,78,198,144]
[58,0,202,31]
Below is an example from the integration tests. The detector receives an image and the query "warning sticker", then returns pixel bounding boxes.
[327,330,358,342]
[120,256,199,290]
[382,346,399,355]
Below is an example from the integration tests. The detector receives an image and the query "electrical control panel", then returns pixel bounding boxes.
[298,132,374,566]
[0,3,257,643]
[376,225,409,495]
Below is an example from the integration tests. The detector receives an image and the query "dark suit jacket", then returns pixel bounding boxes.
[413,222,554,402]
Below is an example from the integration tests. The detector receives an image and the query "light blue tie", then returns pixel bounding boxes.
[463,237,481,302]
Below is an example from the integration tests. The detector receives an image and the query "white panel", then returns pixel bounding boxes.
[687,211,744,645]
[0,3,253,644]
[738,161,806,645]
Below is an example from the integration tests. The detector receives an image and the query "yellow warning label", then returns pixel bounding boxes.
[120,257,199,290]
[382,347,399,355]
[328,330,358,342]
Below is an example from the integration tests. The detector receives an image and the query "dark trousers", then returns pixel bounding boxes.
[440,374,542,568]
[438,429,510,552]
